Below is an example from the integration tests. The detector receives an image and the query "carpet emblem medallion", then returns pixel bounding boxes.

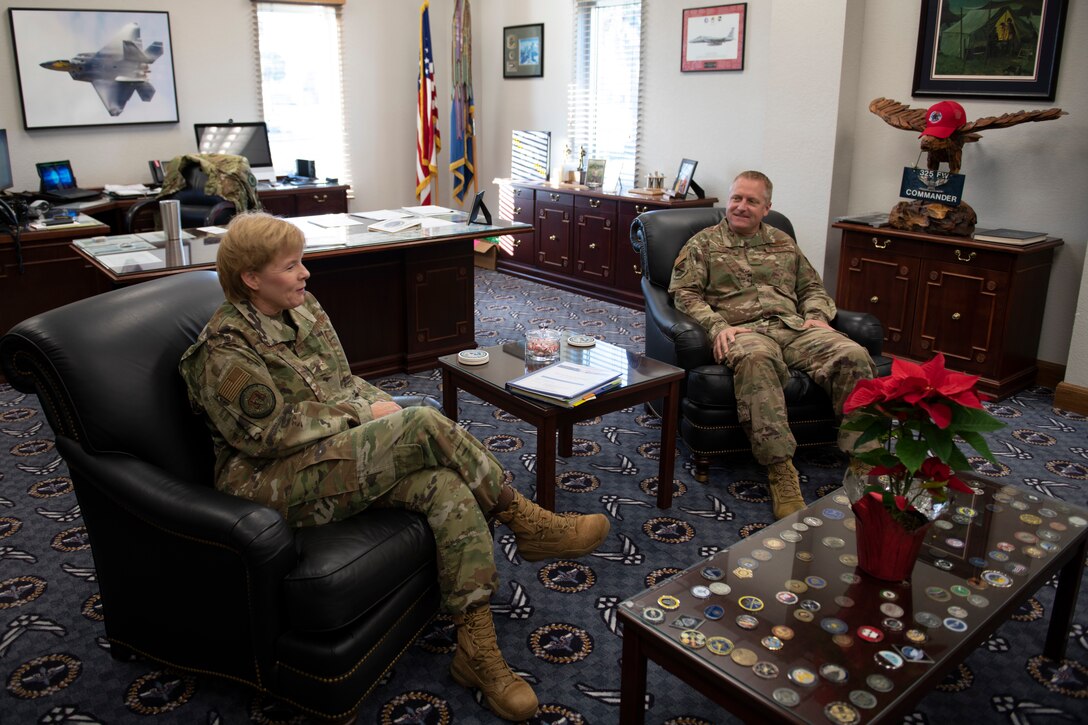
[124,670,195,715]
[0,408,35,423]
[1026,656,1088,697]
[968,458,1012,477]
[1013,429,1057,446]
[493,409,522,423]
[645,567,683,588]
[729,480,771,503]
[50,526,90,552]
[636,441,664,460]
[416,615,456,654]
[11,440,54,457]
[987,404,1023,418]
[81,593,103,621]
[539,560,596,593]
[1054,408,1088,421]
[483,434,524,453]
[532,703,586,723]
[575,416,603,426]
[934,662,973,692]
[664,718,714,725]
[376,378,409,392]
[530,623,593,664]
[570,438,601,457]
[557,471,600,493]
[7,653,81,698]
[28,477,73,498]
[1045,461,1088,480]
[635,413,662,430]
[0,575,46,608]
[739,522,770,538]
[0,516,23,540]
[1011,597,1044,622]
[639,476,687,500]
[379,691,451,724]
[643,517,695,543]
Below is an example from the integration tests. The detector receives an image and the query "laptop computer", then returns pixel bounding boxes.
[36,160,100,202]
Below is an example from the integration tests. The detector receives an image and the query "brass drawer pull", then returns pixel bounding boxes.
[589,199,600,208]
[633,264,642,275]
[513,239,521,248]
[312,194,328,203]
[635,205,648,214]
[549,234,557,241]
[589,242,597,250]
[550,193,560,202]
[870,295,879,304]
[514,206,522,214]
[952,312,961,320]
[954,249,976,262]
[871,237,890,249]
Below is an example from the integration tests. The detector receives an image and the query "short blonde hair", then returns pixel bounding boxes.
[216,212,305,303]
[734,170,773,203]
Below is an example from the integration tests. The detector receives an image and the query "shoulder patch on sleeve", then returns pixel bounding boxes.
[240,383,276,419]
[216,366,252,403]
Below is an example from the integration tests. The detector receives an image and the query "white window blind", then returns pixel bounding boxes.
[253,2,351,188]
[569,0,643,192]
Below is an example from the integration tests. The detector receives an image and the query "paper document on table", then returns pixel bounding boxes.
[507,362,621,400]
[402,205,456,216]
[135,230,196,243]
[97,250,160,267]
[420,217,456,229]
[198,226,229,234]
[308,215,363,228]
[104,184,154,197]
[351,209,411,221]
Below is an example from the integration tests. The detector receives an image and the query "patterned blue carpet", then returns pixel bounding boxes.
[1,268,1086,724]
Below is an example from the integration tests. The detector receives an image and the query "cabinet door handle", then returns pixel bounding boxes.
[952,312,962,320]
[312,193,328,203]
[549,234,557,241]
[871,237,890,249]
[635,205,648,213]
[954,249,976,262]
[633,264,642,275]
[589,199,600,208]
[514,206,522,214]
[513,239,522,248]
[589,242,597,250]
[550,193,560,201]
[870,295,879,304]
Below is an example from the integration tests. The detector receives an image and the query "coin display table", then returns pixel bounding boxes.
[618,478,1088,723]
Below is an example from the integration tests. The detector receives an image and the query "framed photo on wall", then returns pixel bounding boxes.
[912,0,1068,100]
[504,24,544,79]
[8,8,180,130]
[681,3,747,72]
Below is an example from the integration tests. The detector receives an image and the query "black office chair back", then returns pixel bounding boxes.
[0,271,223,486]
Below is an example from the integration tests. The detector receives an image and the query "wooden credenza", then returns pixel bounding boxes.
[500,182,717,309]
[833,222,1062,399]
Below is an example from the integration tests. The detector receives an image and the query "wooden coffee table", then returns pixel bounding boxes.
[438,340,684,510]
[617,477,1088,723]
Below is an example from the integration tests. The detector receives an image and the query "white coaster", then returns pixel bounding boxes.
[567,335,597,348]
[457,349,490,365]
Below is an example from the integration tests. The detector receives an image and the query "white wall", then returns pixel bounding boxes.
[3,0,1085,376]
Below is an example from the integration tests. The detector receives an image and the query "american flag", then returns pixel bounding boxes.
[416,1,440,205]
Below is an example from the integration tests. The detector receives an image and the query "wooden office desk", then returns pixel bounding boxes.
[71,213,533,377]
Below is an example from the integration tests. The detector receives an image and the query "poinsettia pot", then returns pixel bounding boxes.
[851,492,932,581]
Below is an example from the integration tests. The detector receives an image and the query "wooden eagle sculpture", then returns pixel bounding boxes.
[869,97,1066,174]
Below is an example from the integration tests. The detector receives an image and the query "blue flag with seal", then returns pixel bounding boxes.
[449,0,476,203]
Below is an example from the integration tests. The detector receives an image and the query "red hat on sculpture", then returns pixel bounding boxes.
[921,100,966,138]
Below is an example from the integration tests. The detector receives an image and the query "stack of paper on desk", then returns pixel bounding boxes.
[506,362,622,407]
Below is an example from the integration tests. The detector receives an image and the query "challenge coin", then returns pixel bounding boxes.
[738,595,764,612]
[780,530,803,543]
[988,550,1009,562]
[914,611,941,628]
[738,556,760,570]
[905,629,928,644]
[657,595,681,610]
[805,575,828,589]
[835,595,856,608]
[709,582,732,596]
[967,594,990,608]
[820,663,849,683]
[832,633,854,648]
[753,661,780,679]
[730,647,758,667]
[943,617,968,633]
[879,602,905,618]
[691,585,712,599]
[732,567,754,579]
[849,690,878,710]
[839,554,859,567]
[791,522,810,532]
[947,605,968,619]
[566,334,596,347]
[760,635,784,651]
[824,701,861,724]
[773,688,800,707]
[950,585,971,597]
[925,586,951,602]
[680,629,706,649]
[879,589,898,601]
[641,607,665,624]
[804,516,824,527]
[794,609,815,623]
[981,570,1013,588]
[785,579,809,594]
[874,650,903,670]
[706,636,734,656]
[857,625,884,643]
[882,617,904,632]
[776,591,799,605]
[751,548,773,561]
[670,614,702,630]
[701,566,724,581]
[772,625,795,640]
[934,559,954,571]
[736,614,759,630]
[703,604,725,621]
[820,617,848,634]
[841,572,862,585]
[787,667,817,686]
[823,507,846,520]
[763,538,786,551]
[867,673,894,692]
[800,599,822,612]
[796,550,814,563]
[822,536,846,549]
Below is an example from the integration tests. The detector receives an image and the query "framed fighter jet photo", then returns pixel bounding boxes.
[681,4,746,72]
[8,8,179,130]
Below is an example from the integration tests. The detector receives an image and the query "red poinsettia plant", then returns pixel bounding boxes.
[840,353,1005,529]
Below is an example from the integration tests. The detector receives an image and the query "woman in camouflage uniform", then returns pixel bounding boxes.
[179,213,609,721]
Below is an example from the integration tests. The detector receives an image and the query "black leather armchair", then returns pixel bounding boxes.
[631,207,892,482]
[0,271,441,722]
[125,161,238,232]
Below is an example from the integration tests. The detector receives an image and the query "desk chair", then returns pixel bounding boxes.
[124,156,250,233]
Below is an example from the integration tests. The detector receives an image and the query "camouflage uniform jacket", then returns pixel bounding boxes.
[160,153,261,213]
[668,220,837,343]
[178,294,393,505]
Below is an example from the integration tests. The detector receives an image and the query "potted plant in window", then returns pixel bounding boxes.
[839,353,1005,580]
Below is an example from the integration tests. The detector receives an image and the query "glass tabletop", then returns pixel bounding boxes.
[71,212,531,278]
[620,478,1088,722]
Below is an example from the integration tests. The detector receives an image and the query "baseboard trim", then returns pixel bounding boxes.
[1054,381,1088,415]
[1035,360,1066,390]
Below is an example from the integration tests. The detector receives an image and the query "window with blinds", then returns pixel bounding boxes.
[568,0,643,192]
[253,2,351,188]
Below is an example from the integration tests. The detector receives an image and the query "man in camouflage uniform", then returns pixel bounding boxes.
[668,171,874,518]
[179,213,609,721]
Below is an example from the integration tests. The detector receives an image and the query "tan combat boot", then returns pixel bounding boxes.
[493,486,610,561]
[450,604,539,721]
[766,459,805,519]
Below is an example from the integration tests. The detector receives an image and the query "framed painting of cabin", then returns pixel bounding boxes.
[912,0,1068,101]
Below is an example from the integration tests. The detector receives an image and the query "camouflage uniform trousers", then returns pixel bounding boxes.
[724,322,875,465]
[283,405,504,614]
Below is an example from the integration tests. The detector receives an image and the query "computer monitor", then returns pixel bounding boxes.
[194,121,277,183]
[0,130,13,192]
